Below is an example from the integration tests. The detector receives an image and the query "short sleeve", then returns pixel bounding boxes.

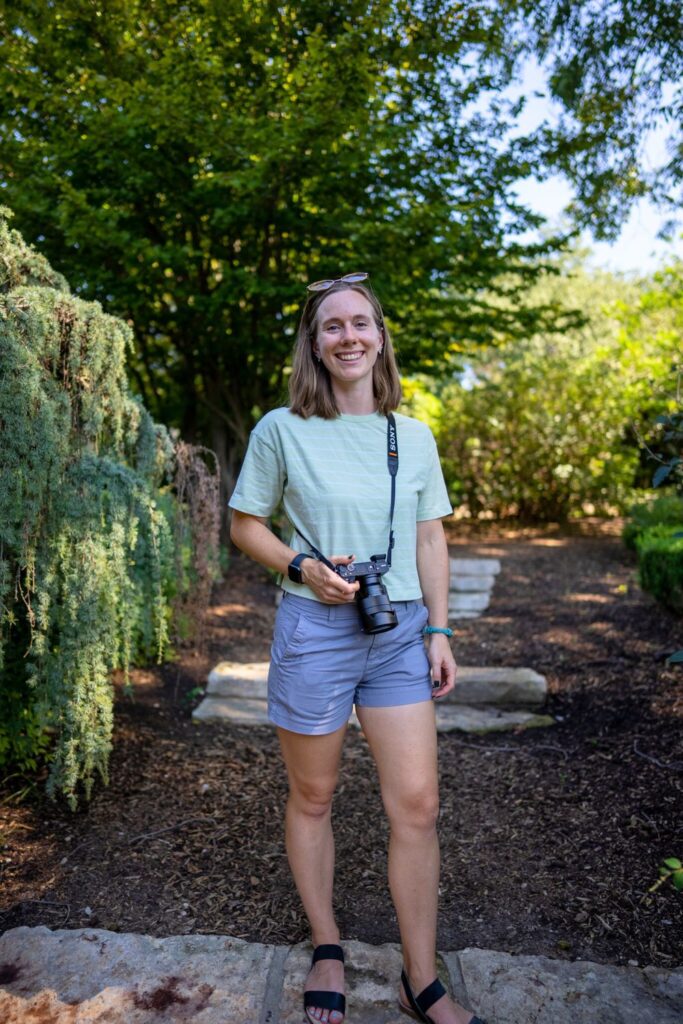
[228,430,285,517]
[416,432,452,521]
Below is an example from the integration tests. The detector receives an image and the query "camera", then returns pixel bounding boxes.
[335,555,398,634]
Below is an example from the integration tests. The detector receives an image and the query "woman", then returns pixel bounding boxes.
[229,274,486,1024]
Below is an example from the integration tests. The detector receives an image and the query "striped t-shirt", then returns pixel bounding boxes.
[228,407,452,601]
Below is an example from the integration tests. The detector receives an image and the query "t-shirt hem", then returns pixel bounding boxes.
[280,581,425,602]
[416,507,453,521]
[228,497,276,517]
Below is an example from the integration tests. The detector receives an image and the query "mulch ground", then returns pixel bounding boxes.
[1,519,682,970]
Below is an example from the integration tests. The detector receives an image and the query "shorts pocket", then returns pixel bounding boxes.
[416,602,430,633]
[271,603,313,663]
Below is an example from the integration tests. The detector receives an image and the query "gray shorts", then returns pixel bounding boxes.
[268,591,433,735]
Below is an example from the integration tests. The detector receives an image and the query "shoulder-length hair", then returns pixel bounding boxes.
[288,281,402,419]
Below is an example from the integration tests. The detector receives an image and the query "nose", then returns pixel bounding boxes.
[341,320,357,342]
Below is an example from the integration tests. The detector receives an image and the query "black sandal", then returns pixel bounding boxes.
[398,968,487,1024]
[304,944,346,1023]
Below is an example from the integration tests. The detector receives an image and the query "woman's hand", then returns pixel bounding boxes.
[301,554,360,604]
[428,632,457,699]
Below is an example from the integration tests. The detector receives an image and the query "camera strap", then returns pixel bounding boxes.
[294,413,398,569]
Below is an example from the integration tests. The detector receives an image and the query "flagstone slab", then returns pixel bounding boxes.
[206,663,546,707]
[448,666,547,707]
[192,696,270,726]
[434,705,555,733]
[3,928,675,1024]
[0,926,272,1024]
[450,574,497,592]
[450,557,501,576]
[206,662,265,698]
[449,592,490,613]
[446,948,683,1024]
[279,940,404,1023]
[193,697,553,733]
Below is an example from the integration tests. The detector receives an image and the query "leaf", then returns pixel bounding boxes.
[663,858,682,870]
[653,464,673,487]
[673,871,683,892]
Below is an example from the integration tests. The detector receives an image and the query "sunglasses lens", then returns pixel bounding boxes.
[306,272,369,292]
[307,279,335,292]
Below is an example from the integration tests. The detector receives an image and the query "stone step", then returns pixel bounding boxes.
[448,592,490,613]
[206,663,546,707]
[2,928,680,1024]
[450,574,496,592]
[450,557,501,576]
[192,697,554,734]
[433,705,555,733]
[192,697,554,733]
[192,696,270,726]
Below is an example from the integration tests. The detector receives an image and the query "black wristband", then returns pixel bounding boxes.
[287,553,312,584]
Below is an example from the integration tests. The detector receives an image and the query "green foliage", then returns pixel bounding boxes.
[399,376,445,438]
[511,0,683,237]
[0,209,175,809]
[648,857,683,897]
[622,494,683,551]
[437,260,677,520]
[635,526,683,613]
[0,0,568,497]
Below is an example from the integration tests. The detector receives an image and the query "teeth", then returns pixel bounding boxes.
[337,352,363,361]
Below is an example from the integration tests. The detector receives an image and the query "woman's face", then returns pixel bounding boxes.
[312,289,383,391]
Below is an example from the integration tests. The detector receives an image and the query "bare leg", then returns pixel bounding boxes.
[357,703,477,1024]
[277,724,347,1024]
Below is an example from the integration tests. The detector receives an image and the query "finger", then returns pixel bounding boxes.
[330,554,355,565]
[432,680,454,699]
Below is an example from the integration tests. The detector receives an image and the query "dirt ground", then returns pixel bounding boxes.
[1,519,682,970]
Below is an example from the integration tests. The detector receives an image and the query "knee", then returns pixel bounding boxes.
[386,787,440,834]
[289,777,337,820]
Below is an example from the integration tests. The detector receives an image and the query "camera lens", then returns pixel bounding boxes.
[357,574,398,634]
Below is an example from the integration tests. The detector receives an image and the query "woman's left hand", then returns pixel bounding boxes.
[427,633,457,699]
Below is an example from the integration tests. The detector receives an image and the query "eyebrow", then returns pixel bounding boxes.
[321,314,370,327]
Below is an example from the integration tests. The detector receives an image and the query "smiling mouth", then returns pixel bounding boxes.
[336,351,364,362]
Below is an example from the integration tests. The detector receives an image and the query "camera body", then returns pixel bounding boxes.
[335,555,398,634]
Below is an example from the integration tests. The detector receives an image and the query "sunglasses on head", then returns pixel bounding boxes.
[307,272,369,293]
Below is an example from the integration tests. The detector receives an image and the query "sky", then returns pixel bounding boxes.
[509,60,683,277]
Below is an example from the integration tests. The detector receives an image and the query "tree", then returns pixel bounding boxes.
[437,257,679,520]
[0,209,175,808]
[0,0,566,518]
[511,0,683,237]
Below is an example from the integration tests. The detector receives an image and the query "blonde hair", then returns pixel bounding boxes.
[288,281,402,419]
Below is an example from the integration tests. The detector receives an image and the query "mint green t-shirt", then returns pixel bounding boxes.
[228,407,452,601]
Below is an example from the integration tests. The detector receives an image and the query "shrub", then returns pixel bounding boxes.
[622,493,683,550]
[0,209,178,808]
[438,261,679,521]
[636,526,683,612]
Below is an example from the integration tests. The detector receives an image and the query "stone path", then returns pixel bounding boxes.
[192,663,555,734]
[449,557,500,619]
[1,927,681,1023]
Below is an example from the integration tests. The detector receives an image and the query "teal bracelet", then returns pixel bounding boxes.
[423,626,453,637]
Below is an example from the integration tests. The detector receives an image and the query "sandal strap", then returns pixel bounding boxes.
[401,969,446,1022]
[312,943,345,965]
[304,989,346,1014]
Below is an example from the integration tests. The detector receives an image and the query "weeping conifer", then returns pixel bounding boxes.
[0,208,179,810]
